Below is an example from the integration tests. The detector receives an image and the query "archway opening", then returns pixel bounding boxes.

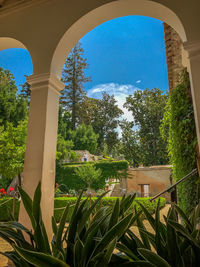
[55,15,173,202]
[51,0,187,78]
[0,38,33,194]
[54,8,197,215]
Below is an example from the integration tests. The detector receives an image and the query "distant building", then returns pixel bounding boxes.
[112,166,171,201]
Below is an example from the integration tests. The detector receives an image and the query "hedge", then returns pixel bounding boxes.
[0,196,166,222]
[0,198,20,221]
[56,160,129,191]
[54,196,165,222]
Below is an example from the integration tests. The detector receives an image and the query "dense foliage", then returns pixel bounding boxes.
[120,120,141,167]
[117,199,200,266]
[0,198,19,221]
[0,120,27,186]
[74,165,102,192]
[61,42,90,129]
[57,108,98,156]
[0,195,165,222]
[59,90,123,155]
[56,160,129,191]
[0,67,28,128]
[54,196,165,222]
[1,183,200,267]
[0,184,164,267]
[90,93,123,153]
[69,124,99,154]
[161,69,199,214]
[124,88,168,166]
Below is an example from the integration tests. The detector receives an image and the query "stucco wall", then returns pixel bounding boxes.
[120,166,171,201]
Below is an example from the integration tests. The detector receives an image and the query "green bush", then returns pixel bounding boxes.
[0,198,20,221]
[54,196,166,222]
[1,183,199,267]
[0,196,165,222]
[56,160,129,191]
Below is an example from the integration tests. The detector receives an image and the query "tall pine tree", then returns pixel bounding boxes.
[20,76,31,104]
[61,42,91,130]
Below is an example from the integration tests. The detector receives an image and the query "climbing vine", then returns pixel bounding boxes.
[161,69,199,214]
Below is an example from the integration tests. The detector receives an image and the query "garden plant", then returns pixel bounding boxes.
[0,183,200,266]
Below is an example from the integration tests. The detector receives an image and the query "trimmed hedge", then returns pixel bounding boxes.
[0,196,166,222]
[56,160,129,191]
[54,196,166,222]
[0,198,20,221]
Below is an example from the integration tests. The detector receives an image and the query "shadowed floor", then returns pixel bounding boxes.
[0,238,13,267]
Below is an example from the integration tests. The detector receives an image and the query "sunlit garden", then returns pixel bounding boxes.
[0,8,200,267]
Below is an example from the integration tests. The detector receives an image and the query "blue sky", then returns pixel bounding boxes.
[0,16,168,123]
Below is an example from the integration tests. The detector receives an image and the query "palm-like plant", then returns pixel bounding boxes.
[0,183,139,266]
[117,200,200,266]
[2,182,200,267]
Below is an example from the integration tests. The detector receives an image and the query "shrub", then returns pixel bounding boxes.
[0,196,165,222]
[0,198,19,220]
[0,183,139,266]
[117,200,200,266]
[54,196,165,222]
[1,183,200,267]
[56,160,129,191]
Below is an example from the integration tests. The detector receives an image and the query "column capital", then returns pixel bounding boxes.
[183,40,200,59]
[27,73,65,94]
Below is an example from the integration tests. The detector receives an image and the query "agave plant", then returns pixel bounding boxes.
[0,182,140,266]
[116,200,200,267]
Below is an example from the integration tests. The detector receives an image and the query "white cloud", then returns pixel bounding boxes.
[136,80,141,84]
[87,82,141,136]
[91,88,103,93]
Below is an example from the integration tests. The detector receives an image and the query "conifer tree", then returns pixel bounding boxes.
[20,77,31,104]
[61,42,91,130]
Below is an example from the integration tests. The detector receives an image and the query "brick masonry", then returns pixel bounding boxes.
[163,23,183,92]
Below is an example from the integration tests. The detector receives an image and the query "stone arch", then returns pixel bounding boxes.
[0,37,27,51]
[50,0,187,78]
[0,37,33,71]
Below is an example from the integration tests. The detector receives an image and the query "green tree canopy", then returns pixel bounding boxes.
[0,67,28,128]
[77,96,100,126]
[58,106,72,140]
[56,134,74,162]
[120,120,141,167]
[91,93,123,153]
[124,88,168,166]
[61,42,91,129]
[0,120,27,186]
[74,165,102,191]
[70,124,99,154]
[20,79,31,104]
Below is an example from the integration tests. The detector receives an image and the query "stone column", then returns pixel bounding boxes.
[19,73,64,239]
[183,41,200,149]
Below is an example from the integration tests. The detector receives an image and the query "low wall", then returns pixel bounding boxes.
[117,166,171,201]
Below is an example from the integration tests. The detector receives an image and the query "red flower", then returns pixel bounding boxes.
[3,191,6,196]
[0,188,5,193]
[56,183,59,188]
[9,187,14,192]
